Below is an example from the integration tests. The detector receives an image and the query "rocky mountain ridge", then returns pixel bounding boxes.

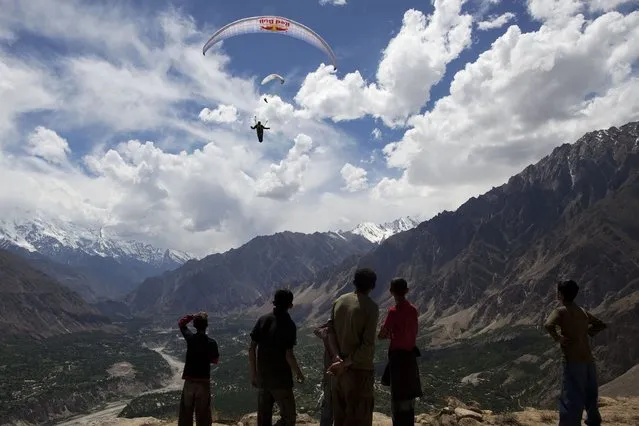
[126,230,375,316]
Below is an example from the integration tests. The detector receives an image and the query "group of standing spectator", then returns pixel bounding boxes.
[313,269,422,426]
[175,274,608,426]
[244,267,422,426]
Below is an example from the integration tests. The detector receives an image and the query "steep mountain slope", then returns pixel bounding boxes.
[127,231,374,315]
[0,215,192,299]
[600,364,639,397]
[0,249,110,338]
[339,216,420,243]
[289,121,639,384]
[18,253,101,302]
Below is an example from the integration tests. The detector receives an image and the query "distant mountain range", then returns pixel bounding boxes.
[0,214,192,300]
[124,216,421,316]
[0,211,421,334]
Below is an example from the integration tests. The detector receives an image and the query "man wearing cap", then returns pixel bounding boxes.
[378,278,422,426]
[249,289,305,426]
[177,311,220,426]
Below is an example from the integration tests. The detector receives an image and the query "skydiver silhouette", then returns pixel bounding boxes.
[251,121,270,143]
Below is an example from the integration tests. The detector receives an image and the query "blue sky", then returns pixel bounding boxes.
[0,0,638,256]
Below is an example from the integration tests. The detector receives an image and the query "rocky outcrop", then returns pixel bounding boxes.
[80,396,639,425]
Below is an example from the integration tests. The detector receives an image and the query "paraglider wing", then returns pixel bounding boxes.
[261,74,285,85]
[202,16,337,70]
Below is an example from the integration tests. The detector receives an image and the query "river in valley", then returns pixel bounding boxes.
[53,347,184,426]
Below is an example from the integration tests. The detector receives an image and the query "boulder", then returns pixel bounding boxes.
[454,407,483,422]
[415,412,438,425]
[237,412,315,425]
[372,412,393,425]
[458,418,483,426]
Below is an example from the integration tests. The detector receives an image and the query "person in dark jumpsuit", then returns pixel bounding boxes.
[251,121,270,143]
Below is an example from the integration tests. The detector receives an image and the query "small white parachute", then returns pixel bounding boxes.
[261,74,285,85]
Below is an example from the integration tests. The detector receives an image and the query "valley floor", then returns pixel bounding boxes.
[52,348,185,426]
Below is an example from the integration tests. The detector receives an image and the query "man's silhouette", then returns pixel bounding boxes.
[251,121,270,143]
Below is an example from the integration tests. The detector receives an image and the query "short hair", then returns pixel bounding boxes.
[390,278,408,296]
[273,288,294,309]
[557,280,579,303]
[353,268,377,292]
[193,312,208,331]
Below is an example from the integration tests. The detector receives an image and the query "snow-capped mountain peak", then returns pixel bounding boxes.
[0,213,193,266]
[342,216,420,244]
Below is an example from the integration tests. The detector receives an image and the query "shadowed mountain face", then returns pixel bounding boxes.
[286,121,639,384]
[0,249,110,339]
[126,231,374,316]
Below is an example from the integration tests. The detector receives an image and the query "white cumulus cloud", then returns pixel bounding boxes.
[255,134,315,201]
[478,12,516,30]
[0,0,637,258]
[379,2,639,194]
[371,128,382,140]
[319,0,347,5]
[294,1,474,127]
[26,126,71,166]
[340,163,369,192]
[199,105,239,124]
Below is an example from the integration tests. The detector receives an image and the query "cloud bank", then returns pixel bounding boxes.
[0,0,637,257]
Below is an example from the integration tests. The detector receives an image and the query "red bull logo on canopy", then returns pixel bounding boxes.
[259,18,290,32]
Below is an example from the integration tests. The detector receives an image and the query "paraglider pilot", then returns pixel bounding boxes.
[251,121,270,143]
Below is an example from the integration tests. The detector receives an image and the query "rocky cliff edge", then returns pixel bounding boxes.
[91,395,639,426]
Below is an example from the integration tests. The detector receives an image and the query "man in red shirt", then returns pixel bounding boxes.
[378,278,422,426]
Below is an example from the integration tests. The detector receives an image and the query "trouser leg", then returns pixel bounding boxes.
[320,375,333,426]
[341,369,374,426]
[257,388,275,426]
[193,382,212,426]
[178,381,195,426]
[332,371,346,426]
[558,363,587,426]
[584,363,602,426]
[391,399,415,426]
[271,388,296,426]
